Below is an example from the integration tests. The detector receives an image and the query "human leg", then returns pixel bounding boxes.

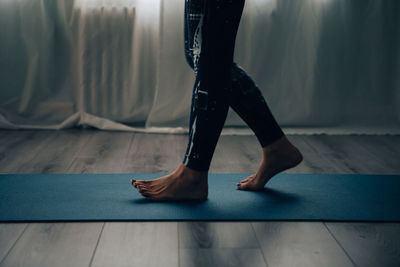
[182,0,302,190]
[228,64,303,190]
[131,0,246,200]
[182,0,246,172]
[229,62,285,147]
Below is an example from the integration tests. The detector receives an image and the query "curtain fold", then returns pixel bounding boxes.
[0,0,399,134]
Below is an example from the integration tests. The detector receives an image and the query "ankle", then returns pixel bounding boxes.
[262,136,303,161]
[262,136,288,155]
[178,164,208,178]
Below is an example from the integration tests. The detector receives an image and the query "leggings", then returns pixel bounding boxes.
[182,0,284,172]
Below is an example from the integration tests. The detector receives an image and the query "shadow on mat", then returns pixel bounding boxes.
[128,187,299,205]
[128,198,208,205]
[249,187,300,204]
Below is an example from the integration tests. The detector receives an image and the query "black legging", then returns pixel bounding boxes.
[182,0,284,172]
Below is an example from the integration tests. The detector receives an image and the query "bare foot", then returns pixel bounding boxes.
[237,135,303,191]
[130,163,208,201]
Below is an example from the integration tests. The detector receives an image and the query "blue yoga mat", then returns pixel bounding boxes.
[0,173,399,222]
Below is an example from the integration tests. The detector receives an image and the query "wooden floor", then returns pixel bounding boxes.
[0,129,399,267]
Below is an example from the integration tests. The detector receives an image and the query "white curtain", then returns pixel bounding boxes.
[0,0,399,134]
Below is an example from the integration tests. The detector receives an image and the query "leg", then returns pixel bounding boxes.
[229,63,303,190]
[182,0,246,171]
[131,0,245,200]
[229,62,285,147]
[183,1,302,190]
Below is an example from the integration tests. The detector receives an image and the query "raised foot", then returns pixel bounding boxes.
[237,135,303,191]
[130,163,208,201]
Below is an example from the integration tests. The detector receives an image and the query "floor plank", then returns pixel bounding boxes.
[121,133,179,173]
[0,223,27,263]
[0,131,56,173]
[325,222,400,267]
[211,135,259,173]
[0,223,103,267]
[376,135,400,154]
[288,135,341,174]
[0,130,33,152]
[301,135,390,174]
[179,248,267,267]
[68,131,134,173]
[179,222,259,248]
[90,222,178,267]
[16,129,92,174]
[252,222,355,267]
[345,135,400,173]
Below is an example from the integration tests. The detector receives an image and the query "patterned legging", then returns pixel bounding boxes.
[182,0,284,171]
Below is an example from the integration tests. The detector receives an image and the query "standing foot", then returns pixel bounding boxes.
[237,135,303,191]
[130,163,208,201]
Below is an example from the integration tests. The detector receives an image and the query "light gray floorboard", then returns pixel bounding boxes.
[377,135,400,154]
[90,222,178,267]
[344,135,400,173]
[0,131,56,173]
[179,222,259,248]
[68,130,134,173]
[1,130,400,267]
[286,135,341,174]
[300,135,393,174]
[121,133,180,173]
[252,222,355,267]
[0,223,27,263]
[325,222,400,267]
[16,129,92,174]
[0,223,104,267]
[0,130,32,152]
[179,248,267,267]
[211,135,259,173]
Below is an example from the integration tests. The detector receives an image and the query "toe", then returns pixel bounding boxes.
[134,180,147,188]
[237,182,244,190]
[140,184,149,190]
[138,184,152,194]
[137,180,151,187]
[238,183,249,190]
[137,185,145,193]
[137,180,151,186]
[237,180,253,191]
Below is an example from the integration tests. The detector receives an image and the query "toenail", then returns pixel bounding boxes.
[237,183,241,186]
